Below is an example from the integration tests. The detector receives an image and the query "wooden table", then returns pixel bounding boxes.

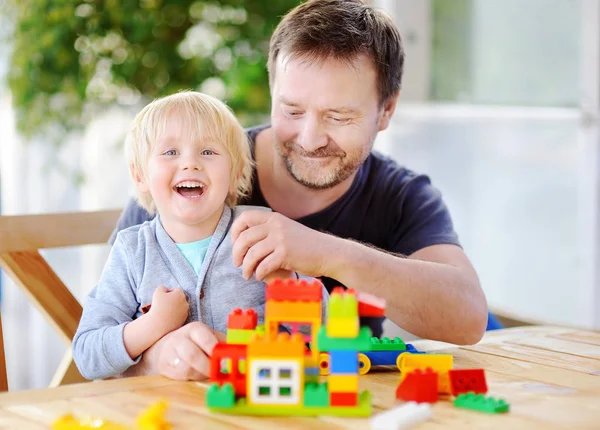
[0,325,599,429]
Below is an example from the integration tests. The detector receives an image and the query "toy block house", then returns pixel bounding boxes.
[247,332,305,406]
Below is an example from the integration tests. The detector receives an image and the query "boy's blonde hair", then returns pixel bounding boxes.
[126,91,253,215]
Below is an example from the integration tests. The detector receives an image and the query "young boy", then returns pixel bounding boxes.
[72,91,303,380]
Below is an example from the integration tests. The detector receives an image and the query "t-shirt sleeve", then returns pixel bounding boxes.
[109,198,153,245]
[389,174,460,256]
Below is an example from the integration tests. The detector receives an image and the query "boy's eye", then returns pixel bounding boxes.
[201,149,215,155]
[163,149,178,156]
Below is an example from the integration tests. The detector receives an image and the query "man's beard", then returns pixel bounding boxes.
[277,141,369,190]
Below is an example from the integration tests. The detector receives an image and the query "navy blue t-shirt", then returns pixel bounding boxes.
[110,124,460,337]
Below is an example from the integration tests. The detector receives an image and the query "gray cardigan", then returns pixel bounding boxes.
[73,205,291,380]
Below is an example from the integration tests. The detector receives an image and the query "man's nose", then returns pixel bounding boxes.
[297,115,328,153]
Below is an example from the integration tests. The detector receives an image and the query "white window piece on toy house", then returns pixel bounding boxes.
[249,360,301,405]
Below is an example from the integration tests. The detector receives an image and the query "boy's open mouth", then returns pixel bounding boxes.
[174,181,205,198]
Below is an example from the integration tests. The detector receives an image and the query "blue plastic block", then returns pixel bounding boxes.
[406,344,425,354]
[362,351,401,366]
[329,350,358,373]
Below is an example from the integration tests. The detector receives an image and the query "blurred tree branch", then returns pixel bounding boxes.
[5,0,300,141]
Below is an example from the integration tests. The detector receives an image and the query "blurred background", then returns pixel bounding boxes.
[0,0,598,390]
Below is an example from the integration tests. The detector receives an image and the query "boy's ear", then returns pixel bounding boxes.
[130,164,149,193]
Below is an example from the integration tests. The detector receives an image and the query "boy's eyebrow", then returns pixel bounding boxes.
[278,96,359,114]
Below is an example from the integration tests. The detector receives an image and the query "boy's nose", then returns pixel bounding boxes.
[181,155,203,171]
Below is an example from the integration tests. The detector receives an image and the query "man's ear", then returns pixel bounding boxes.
[130,164,149,193]
[378,92,400,132]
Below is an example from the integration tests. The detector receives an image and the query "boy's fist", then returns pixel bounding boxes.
[148,286,189,333]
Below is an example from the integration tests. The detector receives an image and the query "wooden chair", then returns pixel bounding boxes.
[0,210,121,391]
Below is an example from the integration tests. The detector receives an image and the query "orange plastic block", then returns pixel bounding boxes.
[266,278,323,302]
[248,332,305,358]
[330,392,358,406]
[227,308,258,330]
[265,300,322,321]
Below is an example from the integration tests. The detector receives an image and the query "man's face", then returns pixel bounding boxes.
[270,53,388,190]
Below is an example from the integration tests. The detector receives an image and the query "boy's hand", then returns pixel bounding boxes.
[153,322,226,380]
[148,286,189,333]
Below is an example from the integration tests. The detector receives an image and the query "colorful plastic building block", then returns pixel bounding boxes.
[449,369,488,396]
[400,354,453,394]
[206,278,373,417]
[304,382,330,407]
[207,383,235,408]
[370,402,432,430]
[369,336,406,351]
[227,308,258,330]
[453,393,510,413]
[395,368,438,403]
[266,278,323,302]
[357,292,386,317]
[52,401,171,430]
[317,326,372,351]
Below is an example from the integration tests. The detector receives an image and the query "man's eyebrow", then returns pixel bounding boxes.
[279,96,359,114]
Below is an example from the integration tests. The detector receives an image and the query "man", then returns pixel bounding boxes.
[116,0,489,380]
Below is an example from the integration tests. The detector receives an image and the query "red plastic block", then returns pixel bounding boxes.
[209,343,248,396]
[330,392,358,406]
[396,368,439,403]
[357,292,386,317]
[227,308,258,330]
[266,279,323,302]
[449,369,488,396]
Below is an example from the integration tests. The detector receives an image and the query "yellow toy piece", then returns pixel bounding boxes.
[358,353,371,375]
[326,317,359,338]
[52,401,170,430]
[328,374,359,392]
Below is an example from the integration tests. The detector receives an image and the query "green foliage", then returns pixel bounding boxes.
[6,0,301,140]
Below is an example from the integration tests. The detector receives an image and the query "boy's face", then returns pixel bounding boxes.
[270,53,396,190]
[135,111,233,239]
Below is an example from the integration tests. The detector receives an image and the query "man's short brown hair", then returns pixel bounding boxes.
[268,0,404,106]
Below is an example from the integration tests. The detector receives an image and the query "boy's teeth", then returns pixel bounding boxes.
[176,181,204,188]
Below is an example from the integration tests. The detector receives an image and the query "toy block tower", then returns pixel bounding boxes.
[318,288,372,407]
[227,308,258,344]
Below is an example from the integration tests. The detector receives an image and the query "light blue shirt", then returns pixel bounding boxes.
[176,236,213,274]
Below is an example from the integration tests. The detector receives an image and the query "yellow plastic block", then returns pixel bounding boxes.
[328,374,359,392]
[328,290,358,319]
[400,354,453,394]
[227,328,255,344]
[326,317,359,338]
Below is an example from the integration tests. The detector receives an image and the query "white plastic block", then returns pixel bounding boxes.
[370,402,432,430]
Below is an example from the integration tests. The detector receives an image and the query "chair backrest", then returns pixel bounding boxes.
[0,210,121,391]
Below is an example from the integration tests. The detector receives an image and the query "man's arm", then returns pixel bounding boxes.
[231,212,487,345]
[322,238,487,345]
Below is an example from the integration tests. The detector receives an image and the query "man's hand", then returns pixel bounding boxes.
[148,286,189,334]
[149,322,224,380]
[231,210,333,280]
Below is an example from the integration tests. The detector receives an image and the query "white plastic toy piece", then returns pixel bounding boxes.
[370,402,432,430]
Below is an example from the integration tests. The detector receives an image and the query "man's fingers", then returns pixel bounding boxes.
[242,239,275,280]
[230,210,271,242]
[174,337,212,377]
[255,253,284,282]
[231,223,270,267]
[187,323,220,356]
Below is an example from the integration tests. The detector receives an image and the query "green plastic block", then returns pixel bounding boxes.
[227,328,255,344]
[207,383,235,408]
[317,326,372,351]
[304,383,330,407]
[328,292,358,319]
[369,336,406,351]
[208,390,371,416]
[255,324,265,334]
[453,392,510,414]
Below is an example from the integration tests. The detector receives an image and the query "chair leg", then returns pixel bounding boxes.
[49,348,86,388]
[0,313,8,391]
